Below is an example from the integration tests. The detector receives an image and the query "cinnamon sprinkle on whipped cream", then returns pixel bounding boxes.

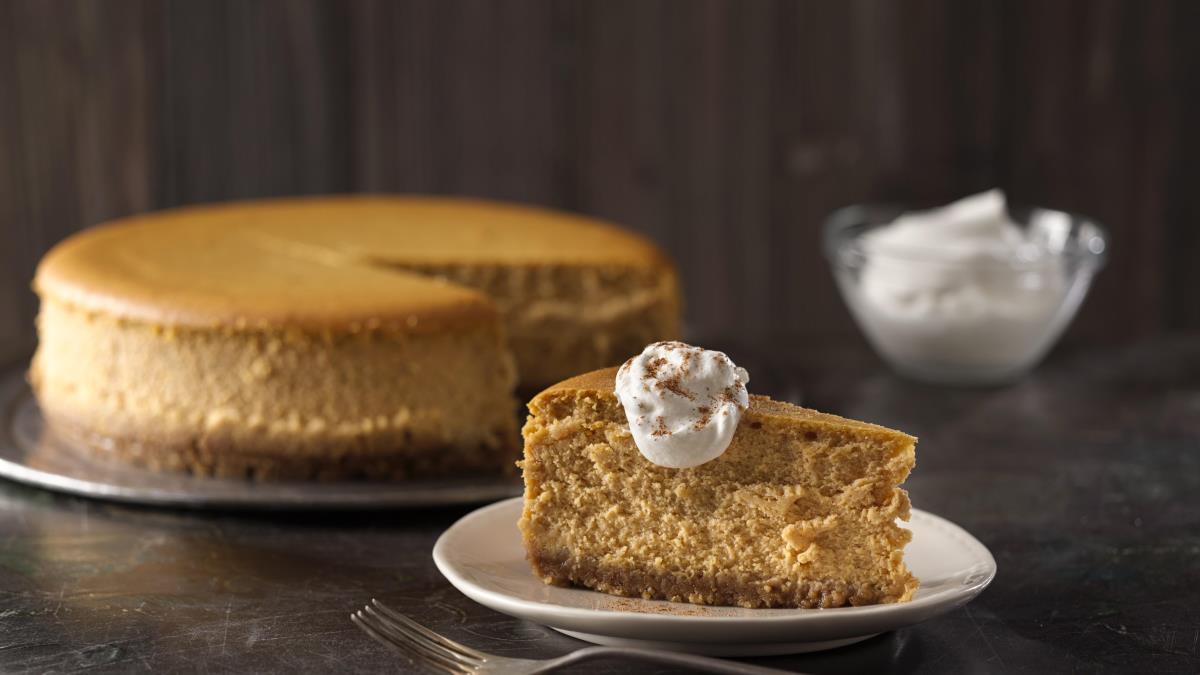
[615,341,750,468]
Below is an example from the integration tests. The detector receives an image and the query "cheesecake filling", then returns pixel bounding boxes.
[614,341,749,468]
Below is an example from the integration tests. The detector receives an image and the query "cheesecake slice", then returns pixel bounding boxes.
[518,367,919,609]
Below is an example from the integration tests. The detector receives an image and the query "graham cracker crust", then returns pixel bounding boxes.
[528,547,907,609]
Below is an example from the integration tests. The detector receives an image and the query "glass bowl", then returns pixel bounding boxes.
[823,202,1108,385]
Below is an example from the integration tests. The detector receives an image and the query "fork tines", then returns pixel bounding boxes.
[351,599,485,674]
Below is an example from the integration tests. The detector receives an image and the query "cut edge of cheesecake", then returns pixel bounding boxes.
[519,366,919,609]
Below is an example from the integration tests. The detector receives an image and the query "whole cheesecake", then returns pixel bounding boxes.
[30,196,680,479]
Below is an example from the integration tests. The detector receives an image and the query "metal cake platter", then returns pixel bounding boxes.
[0,367,521,510]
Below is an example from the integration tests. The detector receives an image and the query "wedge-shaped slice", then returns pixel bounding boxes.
[519,367,919,609]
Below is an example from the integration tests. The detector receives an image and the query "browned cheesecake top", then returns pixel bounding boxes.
[531,366,917,445]
[35,196,674,332]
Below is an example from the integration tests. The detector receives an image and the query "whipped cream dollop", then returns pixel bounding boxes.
[615,342,750,469]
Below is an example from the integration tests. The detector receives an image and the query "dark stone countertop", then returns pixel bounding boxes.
[1,336,1198,674]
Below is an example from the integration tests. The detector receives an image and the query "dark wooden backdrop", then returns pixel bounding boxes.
[2,0,1197,364]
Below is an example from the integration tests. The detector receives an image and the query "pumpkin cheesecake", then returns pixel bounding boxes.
[518,343,918,609]
[30,196,680,479]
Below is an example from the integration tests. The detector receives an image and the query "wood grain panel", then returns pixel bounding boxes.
[1163,0,1200,330]
[998,0,1177,341]
[0,0,1196,365]
[0,0,163,360]
[162,0,351,203]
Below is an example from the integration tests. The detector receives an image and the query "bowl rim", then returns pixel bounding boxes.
[822,201,1110,270]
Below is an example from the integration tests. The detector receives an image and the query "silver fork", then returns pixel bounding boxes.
[351,599,796,674]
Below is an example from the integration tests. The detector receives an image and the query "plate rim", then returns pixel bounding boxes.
[0,367,521,510]
[434,496,996,632]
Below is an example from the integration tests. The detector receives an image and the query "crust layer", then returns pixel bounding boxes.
[528,547,906,609]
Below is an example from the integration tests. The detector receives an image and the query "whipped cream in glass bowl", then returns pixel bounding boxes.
[823,190,1108,385]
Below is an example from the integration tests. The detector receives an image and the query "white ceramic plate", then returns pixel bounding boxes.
[433,497,996,656]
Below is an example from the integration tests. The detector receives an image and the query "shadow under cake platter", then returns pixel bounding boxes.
[434,498,996,657]
[0,366,521,509]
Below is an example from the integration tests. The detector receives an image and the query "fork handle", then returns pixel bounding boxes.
[539,645,793,674]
